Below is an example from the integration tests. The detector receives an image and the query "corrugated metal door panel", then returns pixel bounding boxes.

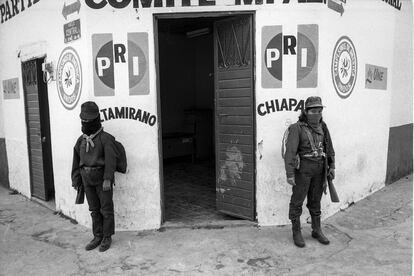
[214,15,255,221]
[22,59,47,201]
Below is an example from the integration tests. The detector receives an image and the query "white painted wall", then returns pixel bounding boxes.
[0,0,51,197]
[390,0,413,127]
[0,80,4,138]
[0,0,94,221]
[0,0,410,230]
[256,1,397,226]
[0,47,4,138]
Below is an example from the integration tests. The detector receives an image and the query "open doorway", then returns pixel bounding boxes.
[156,13,256,225]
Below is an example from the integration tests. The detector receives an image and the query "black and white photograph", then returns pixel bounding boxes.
[0,0,412,275]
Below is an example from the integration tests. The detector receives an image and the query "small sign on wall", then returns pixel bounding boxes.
[2,78,19,99]
[64,19,81,43]
[365,64,387,90]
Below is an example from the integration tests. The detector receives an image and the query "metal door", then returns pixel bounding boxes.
[214,15,255,220]
[22,58,54,201]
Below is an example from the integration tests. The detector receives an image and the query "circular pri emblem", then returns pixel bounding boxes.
[57,47,82,110]
[331,36,357,99]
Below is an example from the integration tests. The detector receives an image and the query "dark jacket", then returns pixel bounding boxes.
[284,117,335,178]
[71,131,118,187]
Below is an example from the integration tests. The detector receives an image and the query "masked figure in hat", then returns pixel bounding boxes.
[284,96,335,248]
[71,101,118,252]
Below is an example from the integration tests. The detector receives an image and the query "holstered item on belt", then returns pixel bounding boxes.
[75,185,85,204]
[294,154,300,170]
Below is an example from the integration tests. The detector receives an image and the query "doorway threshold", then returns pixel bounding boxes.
[161,219,257,230]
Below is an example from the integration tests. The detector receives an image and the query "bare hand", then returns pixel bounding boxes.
[103,179,112,191]
[72,182,81,191]
[323,182,328,195]
[287,177,296,186]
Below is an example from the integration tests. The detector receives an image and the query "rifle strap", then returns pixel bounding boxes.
[302,126,318,152]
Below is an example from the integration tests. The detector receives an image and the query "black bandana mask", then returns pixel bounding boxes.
[306,114,323,135]
[81,116,102,136]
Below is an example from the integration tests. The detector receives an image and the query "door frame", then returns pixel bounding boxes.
[21,56,55,201]
[153,11,257,224]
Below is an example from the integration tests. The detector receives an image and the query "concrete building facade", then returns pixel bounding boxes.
[0,0,412,231]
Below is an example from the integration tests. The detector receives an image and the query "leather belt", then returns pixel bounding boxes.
[82,166,103,171]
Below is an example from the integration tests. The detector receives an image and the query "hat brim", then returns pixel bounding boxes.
[80,112,99,120]
[306,104,325,109]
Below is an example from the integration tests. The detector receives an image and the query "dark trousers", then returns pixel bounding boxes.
[289,158,325,221]
[81,169,115,237]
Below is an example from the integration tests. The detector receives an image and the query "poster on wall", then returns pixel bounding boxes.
[92,32,149,97]
[2,78,19,99]
[56,47,83,110]
[64,19,81,43]
[262,24,318,89]
[331,36,357,99]
[365,64,387,90]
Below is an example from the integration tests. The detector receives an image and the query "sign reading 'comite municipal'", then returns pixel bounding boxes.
[86,0,333,8]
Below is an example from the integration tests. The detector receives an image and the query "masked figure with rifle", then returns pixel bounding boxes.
[284,96,336,248]
[71,101,118,252]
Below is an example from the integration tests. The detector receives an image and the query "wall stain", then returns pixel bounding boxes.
[258,140,263,160]
[357,154,367,173]
[218,146,244,186]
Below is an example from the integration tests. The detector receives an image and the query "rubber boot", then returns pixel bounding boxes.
[85,236,103,251]
[291,219,305,248]
[311,216,330,245]
[99,236,112,252]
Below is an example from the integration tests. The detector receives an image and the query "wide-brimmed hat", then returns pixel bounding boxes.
[80,101,99,120]
[305,96,324,110]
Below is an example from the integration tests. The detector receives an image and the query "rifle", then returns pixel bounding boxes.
[324,156,339,203]
[327,175,340,203]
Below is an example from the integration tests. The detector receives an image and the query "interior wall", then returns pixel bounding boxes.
[160,27,214,159]
[195,35,214,110]
[194,34,214,159]
[160,32,195,135]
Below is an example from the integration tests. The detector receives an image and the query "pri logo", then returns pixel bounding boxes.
[92,33,149,96]
[331,36,357,99]
[262,24,318,89]
[56,47,82,110]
